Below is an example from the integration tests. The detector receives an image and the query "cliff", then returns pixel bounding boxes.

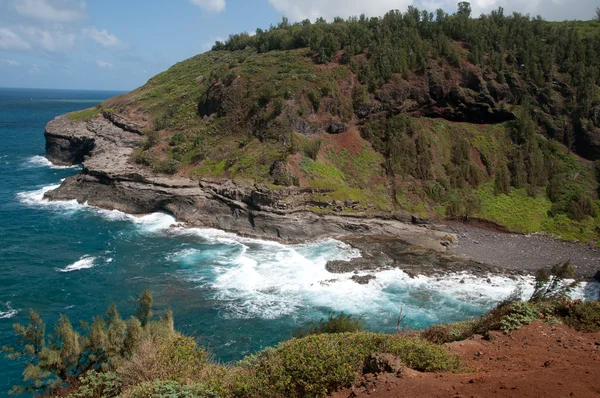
[43,114,455,250]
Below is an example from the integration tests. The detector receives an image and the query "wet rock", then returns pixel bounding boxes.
[351,274,376,285]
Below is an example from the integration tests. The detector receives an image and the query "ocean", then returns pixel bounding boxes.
[0,88,550,395]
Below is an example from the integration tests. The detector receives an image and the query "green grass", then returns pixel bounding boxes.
[68,107,102,122]
[476,182,551,233]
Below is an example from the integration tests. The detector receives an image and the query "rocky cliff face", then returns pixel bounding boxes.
[43,114,456,250]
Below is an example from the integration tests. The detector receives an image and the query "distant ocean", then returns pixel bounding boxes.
[0,88,560,396]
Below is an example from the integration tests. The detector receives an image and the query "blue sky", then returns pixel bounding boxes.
[0,0,595,91]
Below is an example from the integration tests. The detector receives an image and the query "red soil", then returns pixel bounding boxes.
[331,322,600,398]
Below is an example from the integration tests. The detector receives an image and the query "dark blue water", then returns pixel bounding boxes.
[0,88,533,396]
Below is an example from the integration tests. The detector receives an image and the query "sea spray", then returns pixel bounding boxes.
[23,155,81,170]
[0,303,17,320]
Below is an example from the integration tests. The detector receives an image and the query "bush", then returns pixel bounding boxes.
[119,336,208,389]
[235,333,461,398]
[143,131,160,150]
[555,300,600,332]
[421,320,477,344]
[498,302,540,333]
[294,313,364,338]
[169,133,185,146]
[308,91,321,112]
[153,159,179,174]
[123,381,220,398]
[67,371,122,398]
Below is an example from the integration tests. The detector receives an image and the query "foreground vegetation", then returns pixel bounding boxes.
[3,263,599,397]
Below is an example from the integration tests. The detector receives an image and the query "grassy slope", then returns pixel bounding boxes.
[68,44,600,244]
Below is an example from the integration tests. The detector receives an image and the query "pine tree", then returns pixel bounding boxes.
[494,164,511,195]
[136,289,153,327]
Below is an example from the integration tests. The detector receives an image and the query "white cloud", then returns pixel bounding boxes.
[15,0,87,22]
[96,60,113,68]
[267,0,595,21]
[267,0,410,21]
[189,0,225,12]
[1,58,21,66]
[0,27,31,50]
[83,27,123,49]
[20,25,76,52]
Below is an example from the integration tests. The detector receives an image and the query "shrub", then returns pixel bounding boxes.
[494,164,511,195]
[142,131,160,150]
[235,333,461,398]
[67,371,122,398]
[303,138,322,161]
[308,91,321,112]
[153,159,179,175]
[169,133,185,146]
[555,300,600,332]
[421,320,476,344]
[122,380,220,398]
[258,84,275,107]
[530,261,578,302]
[294,313,364,338]
[119,335,208,389]
[498,302,540,333]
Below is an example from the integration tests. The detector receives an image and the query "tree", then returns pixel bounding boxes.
[136,289,153,327]
[457,2,472,18]
[3,291,172,395]
[595,7,600,21]
[530,262,578,301]
[494,164,511,195]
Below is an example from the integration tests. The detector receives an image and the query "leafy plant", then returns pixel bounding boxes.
[294,313,364,338]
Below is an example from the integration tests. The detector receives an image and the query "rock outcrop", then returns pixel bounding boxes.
[43,114,456,249]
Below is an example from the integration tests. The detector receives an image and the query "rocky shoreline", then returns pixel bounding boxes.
[43,114,599,281]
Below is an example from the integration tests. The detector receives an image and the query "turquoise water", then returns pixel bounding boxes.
[0,88,540,396]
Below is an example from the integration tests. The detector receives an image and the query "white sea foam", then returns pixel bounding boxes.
[0,302,18,319]
[24,155,80,170]
[59,256,97,272]
[16,183,81,212]
[17,178,599,323]
[16,183,177,232]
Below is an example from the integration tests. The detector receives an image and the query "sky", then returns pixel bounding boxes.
[0,0,597,91]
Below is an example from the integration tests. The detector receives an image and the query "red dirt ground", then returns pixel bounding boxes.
[331,322,600,398]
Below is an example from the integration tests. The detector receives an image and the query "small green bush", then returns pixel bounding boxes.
[294,313,364,338]
[123,380,220,398]
[153,159,179,174]
[555,300,600,332]
[498,302,540,333]
[143,131,160,150]
[170,133,185,146]
[308,91,321,112]
[67,371,122,398]
[421,320,477,344]
[303,138,322,161]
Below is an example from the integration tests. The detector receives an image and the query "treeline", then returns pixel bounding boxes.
[213,3,600,150]
[214,2,599,90]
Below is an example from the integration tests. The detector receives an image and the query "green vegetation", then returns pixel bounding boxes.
[91,2,600,243]
[423,262,600,344]
[1,289,175,396]
[3,295,462,398]
[67,107,102,122]
[294,313,364,337]
[4,281,599,397]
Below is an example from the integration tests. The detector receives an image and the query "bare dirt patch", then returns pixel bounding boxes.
[332,322,600,398]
